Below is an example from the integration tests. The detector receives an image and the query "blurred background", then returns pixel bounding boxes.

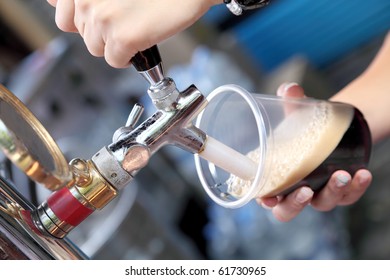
[0,0,390,259]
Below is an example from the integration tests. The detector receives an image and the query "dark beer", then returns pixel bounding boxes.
[279,108,371,196]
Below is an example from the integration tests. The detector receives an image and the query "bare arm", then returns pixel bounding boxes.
[330,32,390,144]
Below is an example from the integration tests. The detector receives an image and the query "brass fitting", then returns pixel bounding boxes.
[36,158,118,239]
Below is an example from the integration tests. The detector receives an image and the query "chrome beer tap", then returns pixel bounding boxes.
[106,45,208,176]
[33,46,209,239]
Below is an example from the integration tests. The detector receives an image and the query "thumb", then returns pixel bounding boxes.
[47,0,57,7]
[277,82,305,98]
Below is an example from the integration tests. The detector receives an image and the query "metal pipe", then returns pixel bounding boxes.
[0,176,86,259]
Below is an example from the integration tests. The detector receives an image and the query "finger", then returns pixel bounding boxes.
[104,34,136,68]
[47,0,57,7]
[73,0,85,36]
[338,169,372,206]
[277,82,305,98]
[310,170,352,211]
[82,22,105,57]
[256,196,279,209]
[55,0,78,32]
[271,187,314,222]
[75,2,105,57]
[277,82,306,115]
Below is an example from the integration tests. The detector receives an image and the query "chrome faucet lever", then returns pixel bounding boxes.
[112,103,144,143]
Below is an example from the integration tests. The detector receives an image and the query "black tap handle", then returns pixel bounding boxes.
[224,0,270,10]
[130,45,162,72]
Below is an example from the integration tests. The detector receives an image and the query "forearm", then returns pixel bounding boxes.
[330,32,390,144]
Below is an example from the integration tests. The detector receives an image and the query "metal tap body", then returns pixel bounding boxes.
[34,56,208,239]
[107,83,207,175]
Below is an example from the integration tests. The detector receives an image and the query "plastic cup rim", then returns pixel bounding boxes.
[194,84,268,208]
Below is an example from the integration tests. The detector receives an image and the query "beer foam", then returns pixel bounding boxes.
[227,102,353,198]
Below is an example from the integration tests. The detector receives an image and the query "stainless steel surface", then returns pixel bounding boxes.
[139,63,165,86]
[125,104,144,127]
[0,176,86,259]
[21,45,211,243]
[108,84,208,176]
[92,146,133,191]
[112,103,145,143]
[0,34,212,259]
[122,144,150,173]
[36,202,69,239]
[147,78,180,110]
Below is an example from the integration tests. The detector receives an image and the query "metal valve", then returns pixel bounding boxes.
[112,103,144,142]
[32,45,209,239]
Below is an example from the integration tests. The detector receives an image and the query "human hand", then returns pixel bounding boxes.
[46,0,221,68]
[256,82,373,222]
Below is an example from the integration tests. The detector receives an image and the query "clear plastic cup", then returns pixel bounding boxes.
[194,84,371,208]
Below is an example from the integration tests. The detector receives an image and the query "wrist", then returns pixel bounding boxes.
[208,0,224,7]
[211,0,224,5]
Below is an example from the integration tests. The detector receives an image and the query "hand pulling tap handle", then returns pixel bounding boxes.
[130,45,162,72]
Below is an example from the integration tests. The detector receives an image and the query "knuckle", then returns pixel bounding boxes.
[291,199,306,211]
[55,17,74,32]
[74,0,90,12]
[86,44,103,57]
[105,52,130,68]
[310,200,334,212]
[273,210,292,223]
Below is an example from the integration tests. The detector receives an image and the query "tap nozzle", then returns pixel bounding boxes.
[131,45,180,111]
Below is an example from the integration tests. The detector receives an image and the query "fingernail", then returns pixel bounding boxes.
[281,82,299,94]
[296,188,313,204]
[256,198,274,209]
[278,82,298,96]
[336,173,349,188]
[358,170,371,185]
[261,202,273,210]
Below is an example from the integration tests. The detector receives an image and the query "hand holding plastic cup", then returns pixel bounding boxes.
[194,84,371,208]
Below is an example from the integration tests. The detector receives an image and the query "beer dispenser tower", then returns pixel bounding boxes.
[0,46,210,259]
[33,46,208,239]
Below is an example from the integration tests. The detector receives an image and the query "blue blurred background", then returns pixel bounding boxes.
[204,0,390,72]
